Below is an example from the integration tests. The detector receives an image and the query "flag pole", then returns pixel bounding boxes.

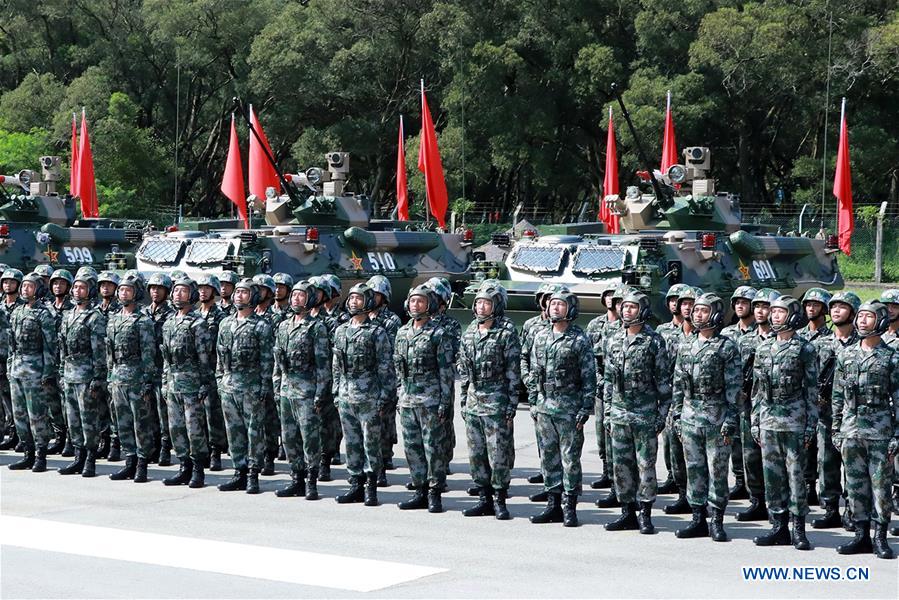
[821,4,833,231]
[421,78,431,226]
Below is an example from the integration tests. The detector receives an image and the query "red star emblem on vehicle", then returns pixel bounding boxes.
[43,247,59,263]
[349,251,364,271]
[738,260,750,280]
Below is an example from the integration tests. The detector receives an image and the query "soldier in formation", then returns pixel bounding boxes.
[196,274,229,471]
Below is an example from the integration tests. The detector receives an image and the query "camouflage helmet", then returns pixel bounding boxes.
[123,269,144,284]
[172,275,200,306]
[405,285,439,318]
[828,291,862,316]
[196,273,221,296]
[146,272,173,291]
[366,274,392,303]
[752,287,781,306]
[321,274,342,299]
[117,271,146,304]
[878,289,899,306]
[289,280,317,312]
[693,293,725,330]
[665,283,691,299]
[75,266,98,283]
[252,273,276,296]
[473,284,506,322]
[801,287,832,306]
[72,268,97,301]
[855,301,891,338]
[548,289,579,322]
[731,285,758,305]
[21,271,47,299]
[0,263,8,273]
[769,295,806,332]
[426,277,452,306]
[612,284,636,304]
[272,272,295,289]
[219,270,239,286]
[34,264,54,278]
[346,282,377,315]
[233,277,261,309]
[600,280,618,299]
[480,278,510,307]
[306,276,330,307]
[169,269,187,281]
[49,268,74,287]
[97,270,121,287]
[620,291,652,326]
[1,268,24,285]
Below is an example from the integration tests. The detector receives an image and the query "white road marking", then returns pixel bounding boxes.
[0,516,446,592]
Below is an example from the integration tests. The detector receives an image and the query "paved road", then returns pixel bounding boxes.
[2,394,897,599]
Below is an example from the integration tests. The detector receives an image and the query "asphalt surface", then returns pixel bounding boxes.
[2,386,897,599]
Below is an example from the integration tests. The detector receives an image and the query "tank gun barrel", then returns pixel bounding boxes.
[0,175,25,190]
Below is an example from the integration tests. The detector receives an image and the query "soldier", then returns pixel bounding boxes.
[603,291,671,534]
[332,283,394,506]
[879,289,899,536]
[394,286,455,513]
[196,274,229,472]
[216,278,274,494]
[218,270,239,317]
[144,273,175,466]
[525,290,594,527]
[274,280,332,500]
[159,277,214,488]
[57,272,108,477]
[96,271,121,317]
[315,273,345,479]
[426,277,462,482]
[43,269,74,456]
[671,294,741,542]
[366,275,401,483]
[751,295,818,551]
[734,287,781,521]
[808,291,860,529]
[7,272,56,472]
[252,273,281,475]
[96,271,122,461]
[720,285,757,501]
[832,302,898,559]
[33,264,55,301]
[107,273,157,483]
[0,307,9,451]
[459,284,521,520]
[585,284,618,491]
[272,272,294,318]
[0,269,24,452]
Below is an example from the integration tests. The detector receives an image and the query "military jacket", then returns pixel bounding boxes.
[529,323,596,417]
[797,323,832,344]
[106,309,156,385]
[96,299,121,318]
[0,309,9,376]
[332,317,394,405]
[603,324,672,426]
[458,319,521,416]
[521,314,550,403]
[372,307,402,345]
[832,341,899,440]
[217,313,274,393]
[882,329,898,350]
[672,333,741,429]
[273,313,331,403]
[58,307,107,384]
[751,334,818,434]
[8,301,56,380]
[720,321,757,343]
[143,302,174,381]
[161,310,214,393]
[394,319,454,408]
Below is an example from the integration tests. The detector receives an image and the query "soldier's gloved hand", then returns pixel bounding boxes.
[505,405,517,422]
[198,384,210,402]
[888,437,899,459]
[655,415,666,435]
[720,423,736,439]
[832,435,843,452]
[529,404,538,420]
[751,426,761,446]
[437,404,449,422]
[673,419,682,441]
[803,428,815,448]
[575,409,590,429]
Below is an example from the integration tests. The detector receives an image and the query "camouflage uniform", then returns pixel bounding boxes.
[521,313,551,476]
[332,317,395,478]
[44,297,74,437]
[317,306,344,469]
[217,313,274,471]
[58,305,108,452]
[0,296,23,440]
[107,309,156,459]
[659,325,692,500]
[458,319,521,492]
[604,325,671,504]
[433,311,462,470]
[372,307,402,466]
[0,310,9,434]
[8,300,57,450]
[254,303,284,462]
[199,303,229,455]
[751,335,818,519]
[737,328,773,500]
[144,301,175,455]
[395,319,455,489]
[719,320,757,489]
[585,314,609,477]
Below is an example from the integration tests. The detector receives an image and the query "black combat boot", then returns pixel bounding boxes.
[872,522,895,559]
[812,500,842,529]
[729,477,749,500]
[406,481,417,491]
[163,457,192,486]
[0,425,18,450]
[675,505,709,538]
[58,447,86,475]
[842,503,856,531]
[736,496,768,521]
[107,437,122,462]
[806,485,818,507]
[364,472,379,507]
[377,466,388,488]
[336,476,365,504]
[891,524,899,536]
[97,430,110,459]
[527,472,544,484]
[8,449,35,470]
[261,452,275,476]
[319,457,332,482]
[245,468,261,494]
[189,462,205,488]
[664,493,692,515]
[427,487,443,513]
[81,448,98,478]
[709,507,729,542]
[47,427,66,455]
[158,442,172,467]
[31,446,47,472]
[562,493,579,527]
[595,488,621,509]
[133,457,149,483]
[530,492,564,524]
[494,489,510,521]
[837,521,872,555]
[638,502,655,534]
[61,435,74,457]
[791,513,811,550]
[591,470,612,489]
[331,452,343,465]
[467,486,481,497]
[110,455,137,480]
[305,468,319,501]
[399,486,429,510]
[605,502,639,531]
[463,489,495,517]
[278,444,286,461]
[753,511,791,546]
[218,466,248,491]
[657,473,677,494]
[209,449,223,472]
[529,489,549,503]
[275,470,306,498]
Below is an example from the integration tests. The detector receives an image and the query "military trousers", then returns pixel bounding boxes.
[740,412,765,498]
[97,384,117,439]
[400,405,446,488]
[681,423,732,510]
[64,382,100,450]
[261,389,280,456]
[603,414,615,481]
[11,376,51,449]
[841,438,893,525]
[203,387,228,452]
[594,395,606,463]
[111,383,154,459]
[1,376,13,429]
[319,397,342,460]
[45,376,66,434]
[730,427,744,480]
[280,393,321,473]
[760,429,809,517]
[465,412,513,491]
[379,394,398,465]
[611,421,658,503]
[442,396,456,468]
[536,412,584,495]
[166,389,209,463]
[221,385,265,470]
[338,399,382,477]
[152,381,170,449]
[665,413,687,491]
[816,411,843,505]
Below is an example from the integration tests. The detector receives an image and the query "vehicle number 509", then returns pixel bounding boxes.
[752,259,776,280]
[63,246,93,264]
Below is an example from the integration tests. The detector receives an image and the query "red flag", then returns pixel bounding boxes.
[396,115,409,221]
[833,98,853,256]
[70,113,80,197]
[221,114,248,229]
[417,82,448,228]
[661,90,678,173]
[248,105,279,200]
[77,109,99,218]
[603,107,621,234]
